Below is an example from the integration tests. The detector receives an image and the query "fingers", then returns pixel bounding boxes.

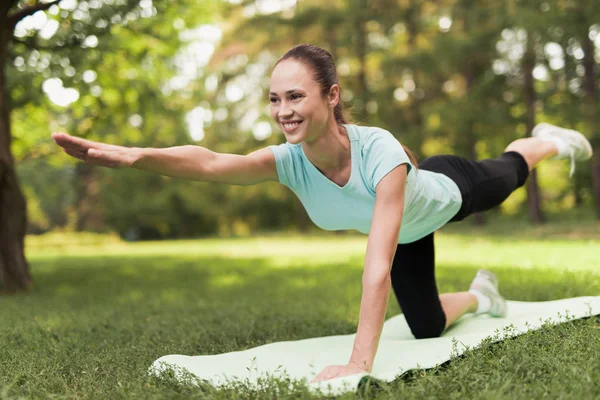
[62,147,122,168]
[52,132,94,152]
[52,132,130,168]
[310,366,341,383]
[63,147,86,161]
[87,149,121,168]
[51,132,123,152]
[311,372,334,383]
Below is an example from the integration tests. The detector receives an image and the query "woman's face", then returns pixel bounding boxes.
[269,59,336,144]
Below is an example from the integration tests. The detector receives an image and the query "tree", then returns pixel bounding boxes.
[1,1,63,292]
[570,2,600,218]
[521,30,545,222]
[1,0,215,292]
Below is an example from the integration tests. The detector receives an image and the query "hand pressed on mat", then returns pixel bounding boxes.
[310,361,369,383]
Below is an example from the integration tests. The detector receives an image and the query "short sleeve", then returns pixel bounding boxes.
[363,129,412,191]
[268,143,295,189]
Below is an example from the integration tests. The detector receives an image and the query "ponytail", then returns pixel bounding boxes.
[402,144,419,168]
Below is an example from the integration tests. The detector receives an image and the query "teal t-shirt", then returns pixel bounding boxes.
[268,124,462,244]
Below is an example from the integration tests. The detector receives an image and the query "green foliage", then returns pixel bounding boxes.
[9,0,600,237]
[10,0,302,238]
[2,232,600,398]
[203,0,600,220]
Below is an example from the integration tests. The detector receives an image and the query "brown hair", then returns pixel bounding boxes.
[275,43,418,167]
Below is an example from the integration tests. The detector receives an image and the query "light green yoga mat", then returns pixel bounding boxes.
[149,296,600,395]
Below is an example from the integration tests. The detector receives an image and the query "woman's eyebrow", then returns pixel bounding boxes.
[269,89,302,96]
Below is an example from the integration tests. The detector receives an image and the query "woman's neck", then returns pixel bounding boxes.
[302,122,350,174]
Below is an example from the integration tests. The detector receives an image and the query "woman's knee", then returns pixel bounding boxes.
[410,323,445,339]
[406,309,446,339]
[504,138,530,154]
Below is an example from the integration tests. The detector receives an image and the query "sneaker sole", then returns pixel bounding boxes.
[470,269,506,317]
[532,122,593,161]
[476,285,507,317]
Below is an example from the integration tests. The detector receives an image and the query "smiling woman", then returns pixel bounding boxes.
[269,45,418,166]
[51,43,593,384]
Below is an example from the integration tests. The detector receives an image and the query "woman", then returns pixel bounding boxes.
[52,44,593,383]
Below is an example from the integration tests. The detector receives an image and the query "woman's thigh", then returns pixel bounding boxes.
[419,152,529,222]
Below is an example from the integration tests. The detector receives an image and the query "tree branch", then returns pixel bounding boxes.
[11,34,84,51]
[11,36,45,50]
[7,0,62,30]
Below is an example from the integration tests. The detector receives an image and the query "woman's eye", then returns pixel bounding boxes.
[269,98,278,103]
[290,94,302,100]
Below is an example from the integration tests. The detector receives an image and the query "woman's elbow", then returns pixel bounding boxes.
[362,271,391,289]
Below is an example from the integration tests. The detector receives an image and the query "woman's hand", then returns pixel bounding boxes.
[51,132,138,168]
[309,361,369,383]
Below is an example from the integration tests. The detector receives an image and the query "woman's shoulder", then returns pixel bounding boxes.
[269,141,302,154]
[344,124,400,147]
[268,141,304,166]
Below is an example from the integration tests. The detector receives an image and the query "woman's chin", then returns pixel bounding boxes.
[285,136,303,144]
[282,131,305,144]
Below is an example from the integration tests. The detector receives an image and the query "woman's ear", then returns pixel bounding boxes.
[328,84,340,108]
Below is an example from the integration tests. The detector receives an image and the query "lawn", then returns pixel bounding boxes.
[2,225,599,399]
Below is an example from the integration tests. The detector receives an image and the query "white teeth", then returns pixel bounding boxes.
[283,121,301,130]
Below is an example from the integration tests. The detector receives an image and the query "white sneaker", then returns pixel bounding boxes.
[469,270,507,317]
[532,122,593,177]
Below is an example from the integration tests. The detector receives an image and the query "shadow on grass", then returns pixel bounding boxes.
[1,253,599,399]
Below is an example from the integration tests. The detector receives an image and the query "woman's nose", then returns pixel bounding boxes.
[278,103,293,118]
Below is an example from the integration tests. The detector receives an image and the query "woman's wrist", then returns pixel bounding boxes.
[348,357,373,372]
[129,147,149,169]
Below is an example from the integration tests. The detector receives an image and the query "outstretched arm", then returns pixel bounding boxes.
[311,164,407,382]
[51,132,278,186]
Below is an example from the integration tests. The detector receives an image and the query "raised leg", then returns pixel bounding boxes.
[506,123,594,175]
[504,137,558,171]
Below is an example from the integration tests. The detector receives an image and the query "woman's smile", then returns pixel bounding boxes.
[281,120,304,133]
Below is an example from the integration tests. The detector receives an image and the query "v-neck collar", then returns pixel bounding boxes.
[299,124,355,190]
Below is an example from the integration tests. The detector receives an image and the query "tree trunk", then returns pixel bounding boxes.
[405,1,424,158]
[0,17,32,293]
[562,40,584,206]
[74,162,102,231]
[457,7,486,226]
[581,29,600,219]
[463,63,486,226]
[523,35,545,223]
[354,0,368,121]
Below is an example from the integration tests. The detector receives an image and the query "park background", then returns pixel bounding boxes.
[5,0,600,243]
[1,0,600,398]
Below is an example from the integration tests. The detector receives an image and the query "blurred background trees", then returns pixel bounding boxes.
[6,0,600,248]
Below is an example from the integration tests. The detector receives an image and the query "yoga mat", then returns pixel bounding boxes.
[149,296,600,395]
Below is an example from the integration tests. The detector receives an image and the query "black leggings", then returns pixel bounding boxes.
[390,152,529,339]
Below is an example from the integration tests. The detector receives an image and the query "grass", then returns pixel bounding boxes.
[1,225,599,399]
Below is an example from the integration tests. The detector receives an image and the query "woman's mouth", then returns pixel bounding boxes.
[281,120,303,133]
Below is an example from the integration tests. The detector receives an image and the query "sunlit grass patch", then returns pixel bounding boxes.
[2,232,599,399]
